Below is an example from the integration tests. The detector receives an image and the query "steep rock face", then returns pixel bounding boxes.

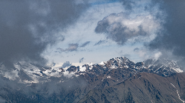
[79,73,185,103]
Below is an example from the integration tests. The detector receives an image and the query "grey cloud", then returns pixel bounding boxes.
[94,40,107,46]
[0,0,88,69]
[62,61,72,68]
[121,0,135,10]
[66,44,79,51]
[118,0,185,66]
[80,41,90,47]
[59,43,79,52]
[123,54,131,58]
[95,13,149,45]
[0,98,5,103]
[79,57,84,63]
[147,0,185,62]
[18,69,33,81]
[134,48,139,52]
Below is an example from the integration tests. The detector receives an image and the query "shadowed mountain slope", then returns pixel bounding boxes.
[79,73,185,103]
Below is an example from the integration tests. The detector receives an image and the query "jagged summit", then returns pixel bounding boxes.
[62,57,183,78]
[0,57,183,83]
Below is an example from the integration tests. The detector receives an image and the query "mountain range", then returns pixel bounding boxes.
[0,57,184,103]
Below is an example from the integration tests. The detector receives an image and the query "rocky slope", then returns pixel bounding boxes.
[79,72,185,103]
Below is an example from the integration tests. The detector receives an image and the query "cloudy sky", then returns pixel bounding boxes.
[1,0,185,69]
[42,0,162,66]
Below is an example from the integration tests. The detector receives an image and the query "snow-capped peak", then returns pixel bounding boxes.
[0,57,183,83]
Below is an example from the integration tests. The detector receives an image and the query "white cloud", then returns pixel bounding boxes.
[154,52,162,60]
[95,2,162,44]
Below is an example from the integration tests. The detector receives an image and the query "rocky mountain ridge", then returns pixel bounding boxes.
[0,57,184,103]
[62,57,183,78]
